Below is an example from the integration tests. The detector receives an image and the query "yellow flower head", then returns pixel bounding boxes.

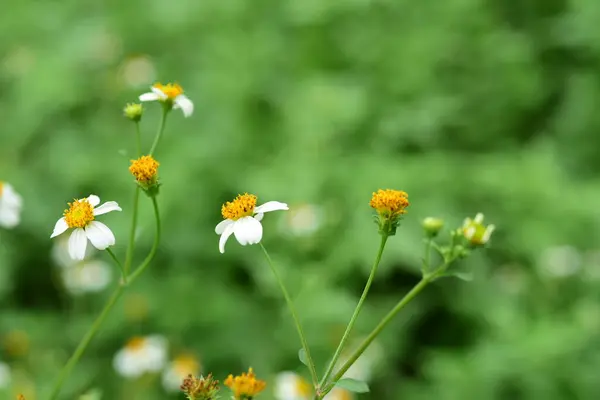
[129,155,160,183]
[221,193,257,221]
[370,189,409,236]
[154,82,184,100]
[64,199,95,229]
[225,368,266,399]
[462,213,495,246]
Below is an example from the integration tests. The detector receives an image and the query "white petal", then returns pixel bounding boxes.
[93,201,122,216]
[233,216,263,246]
[254,213,264,222]
[254,201,289,214]
[51,217,69,238]
[482,225,495,243]
[151,86,168,100]
[474,213,484,224]
[139,92,160,102]
[464,226,476,240]
[85,221,116,250]
[215,219,234,234]
[68,228,88,260]
[174,95,194,117]
[113,349,143,378]
[219,223,235,254]
[1,184,22,208]
[0,206,20,229]
[87,195,100,207]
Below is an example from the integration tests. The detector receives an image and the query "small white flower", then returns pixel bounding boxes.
[0,361,11,388]
[274,372,312,400]
[324,388,353,400]
[113,335,167,379]
[0,182,23,229]
[462,212,495,245]
[216,193,288,254]
[139,82,193,117]
[62,260,112,295]
[50,195,121,261]
[162,354,201,392]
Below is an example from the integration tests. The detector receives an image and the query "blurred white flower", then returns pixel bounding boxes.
[52,235,95,268]
[113,335,167,379]
[162,354,201,392]
[274,372,312,400]
[282,204,323,237]
[139,83,193,117]
[324,388,353,400]
[0,361,10,388]
[216,194,288,253]
[0,182,23,229]
[62,260,112,295]
[538,245,581,278]
[120,55,156,88]
[50,195,121,260]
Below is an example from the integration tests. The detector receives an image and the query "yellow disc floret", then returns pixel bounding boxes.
[221,193,257,221]
[153,82,184,100]
[224,368,266,399]
[370,189,410,217]
[129,155,160,183]
[125,336,146,352]
[63,199,95,229]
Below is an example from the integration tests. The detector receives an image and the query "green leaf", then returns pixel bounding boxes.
[335,378,370,393]
[298,348,309,366]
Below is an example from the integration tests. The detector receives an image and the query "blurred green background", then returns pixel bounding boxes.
[2,0,600,398]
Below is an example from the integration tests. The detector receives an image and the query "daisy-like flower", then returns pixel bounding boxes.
[225,368,266,400]
[113,335,168,379]
[162,354,201,392]
[50,195,121,261]
[139,82,193,117]
[369,189,409,236]
[0,181,23,229]
[215,193,288,254]
[274,372,312,400]
[462,213,495,246]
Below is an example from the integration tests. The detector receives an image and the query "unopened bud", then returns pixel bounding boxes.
[422,217,444,238]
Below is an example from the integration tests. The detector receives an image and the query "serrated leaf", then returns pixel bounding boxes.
[298,348,308,366]
[335,378,370,393]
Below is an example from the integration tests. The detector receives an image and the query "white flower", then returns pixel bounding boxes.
[0,182,23,229]
[216,193,288,254]
[113,335,167,379]
[139,82,193,117]
[62,260,112,295]
[50,195,121,261]
[462,213,495,245]
[324,388,353,400]
[162,354,201,392]
[0,361,11,388]
[274,372,312,400]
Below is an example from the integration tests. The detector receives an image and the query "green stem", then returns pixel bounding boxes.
[323,276,432,396]
[48,284,125,400]
[259,243,319,387]
[127,196,161,284]
[422,238,433,274]
[135,121,142,156]
[124,187,140,276]
[106,247,125,283]
[149,106,169,156]
[319,234,388,388]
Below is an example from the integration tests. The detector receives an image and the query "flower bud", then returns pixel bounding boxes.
[422,217,444,238]
[181,373,220,400]
[129,155,160,196]
[369,189,410,236]
[462,213,495,246]
[123,103,143,122]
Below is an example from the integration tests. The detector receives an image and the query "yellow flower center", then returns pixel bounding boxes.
[369,189,409,217]
[63,199,95,229]
[153,82,184,100]
[221,193,257,221]
[173,355,201,377]
[125,336,147,352]
[129,155,160,182]
[225,368,266,399]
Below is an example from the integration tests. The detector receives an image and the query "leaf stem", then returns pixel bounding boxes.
[149,106,168,156]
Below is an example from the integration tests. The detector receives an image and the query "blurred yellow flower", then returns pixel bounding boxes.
[225,368,266,399]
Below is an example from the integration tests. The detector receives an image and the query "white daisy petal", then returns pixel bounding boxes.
[215,219,234,234]
[151,86,168,100]
[51,217,69,238]
[233,216,263,246]
[87,195,100,207]
[139,92,160,102]
[68,228,88,260]
[174,95,194,117]
[0,206,20,229]
[254,213,264,222]
[219,222,236,254]
[254,201,289,214]
[1,184,22,208]
[93,201,122,216]
[85,221,116,250]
